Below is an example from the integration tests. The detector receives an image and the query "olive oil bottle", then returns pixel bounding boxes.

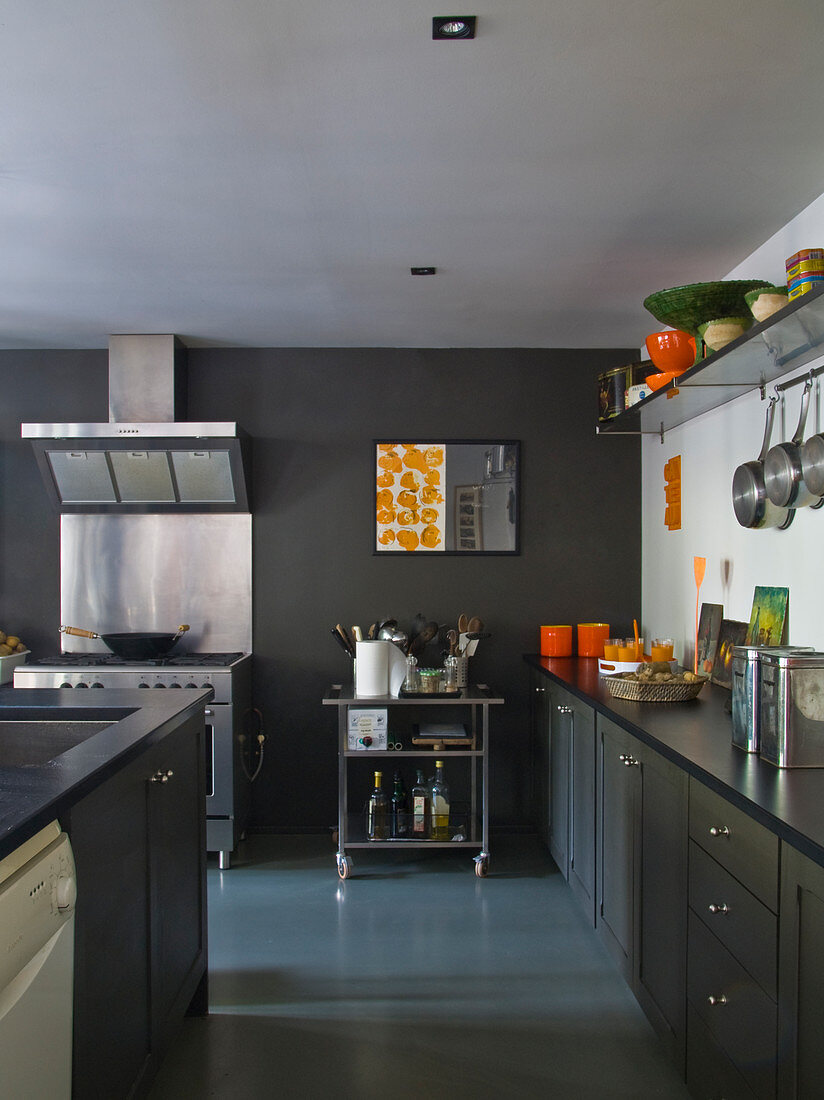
[367,771,388,839]
[430,759,450,840]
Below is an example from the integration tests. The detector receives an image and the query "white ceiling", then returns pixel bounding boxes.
[3,1,824,350]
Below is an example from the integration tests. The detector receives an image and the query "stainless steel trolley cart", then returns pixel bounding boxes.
[323,683,503,879]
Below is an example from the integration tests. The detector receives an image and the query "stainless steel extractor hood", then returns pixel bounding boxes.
[22,335,251,513]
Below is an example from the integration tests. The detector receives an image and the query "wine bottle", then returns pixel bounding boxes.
[430,759,450,840]
[367,770,388,840]
[412,768,429,836]
[390,769,407,837]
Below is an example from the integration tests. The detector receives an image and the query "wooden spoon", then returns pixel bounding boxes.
[458,613,469,634]
[467,616,483,633]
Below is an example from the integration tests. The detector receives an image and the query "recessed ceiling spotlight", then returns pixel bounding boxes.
[432,16,476,39]
[411,267,437,275]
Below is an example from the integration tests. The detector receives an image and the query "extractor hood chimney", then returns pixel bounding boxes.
[22,335,251,513]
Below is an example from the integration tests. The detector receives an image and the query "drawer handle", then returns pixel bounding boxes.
[708,903,730,915]
[707,994,728,1007]
[534,686,546,693]
[557,705,572,713]
[149,769,174,784]
[709,825,730,837]
[619,754,639,767]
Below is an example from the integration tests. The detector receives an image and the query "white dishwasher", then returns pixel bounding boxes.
[0,820,77,1098]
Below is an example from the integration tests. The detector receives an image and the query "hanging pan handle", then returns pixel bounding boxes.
[791,377,813,446]
[757,396,778,461]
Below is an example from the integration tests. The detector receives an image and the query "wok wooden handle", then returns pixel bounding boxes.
[60,625,98,639]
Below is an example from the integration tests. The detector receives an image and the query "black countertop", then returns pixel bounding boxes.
[525,655,824,869]
[0,684,210,860]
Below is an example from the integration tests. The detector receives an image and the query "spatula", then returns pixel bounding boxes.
[693,556,707,674]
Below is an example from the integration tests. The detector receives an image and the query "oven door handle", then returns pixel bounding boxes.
[205,709,215,716]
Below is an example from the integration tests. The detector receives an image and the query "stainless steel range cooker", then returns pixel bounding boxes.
[15,652,253,869]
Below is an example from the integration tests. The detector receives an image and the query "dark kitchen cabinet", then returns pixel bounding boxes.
[66,713,207,1099]
[547,682,596,924]
[778,843,824,1099]
[596,714,687,1069]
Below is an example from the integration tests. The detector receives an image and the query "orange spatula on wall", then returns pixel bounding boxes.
[693,556,707,674]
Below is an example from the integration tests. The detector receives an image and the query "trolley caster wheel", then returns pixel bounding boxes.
[474,855,489,877]
[337,855,352,880]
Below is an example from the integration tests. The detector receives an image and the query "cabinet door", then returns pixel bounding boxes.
[149,716,208,1056]
[597,715,637,984]
[530,670,551,847]
[779,844,824,1099]
[569,696,596,924]
[66,750,152,1099]
[635,740,687,1068]
[548,686,571,878]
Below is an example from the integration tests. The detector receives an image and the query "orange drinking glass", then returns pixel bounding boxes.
[617,643,636,661]
[577,622,610,657]
[603,639,621,660]
[651,639,675,662]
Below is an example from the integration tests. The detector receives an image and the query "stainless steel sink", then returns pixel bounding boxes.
[0,721,114,767]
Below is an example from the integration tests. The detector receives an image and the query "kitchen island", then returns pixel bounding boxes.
[0,685,210,1099]
[526,655,824,1099]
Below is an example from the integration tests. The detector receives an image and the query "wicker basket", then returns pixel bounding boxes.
[604,673,708,703]
[643,280,772,336]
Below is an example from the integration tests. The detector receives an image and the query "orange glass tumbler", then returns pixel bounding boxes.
[577,622,610,658]
[540,625,573,656]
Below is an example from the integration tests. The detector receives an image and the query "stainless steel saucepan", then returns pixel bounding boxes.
[732,397,794,530]
[800,381,824,501]
[764,378,824,510]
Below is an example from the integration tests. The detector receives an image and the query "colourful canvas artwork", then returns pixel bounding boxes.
[711,619,748,689]
[696,603,724,676]
[745,586,789,647]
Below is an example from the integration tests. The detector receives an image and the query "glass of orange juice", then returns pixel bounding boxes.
[603,638,622,660]
[651,638,674,662]
[617,641,636,661]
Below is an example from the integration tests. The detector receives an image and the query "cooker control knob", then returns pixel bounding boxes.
[60,682,73,689]
[168,682,181,688]
[75,682,89,688]
[138,682,150,689]
[91,682,105,689]
[185,682,198,689]
[153,682,166,688]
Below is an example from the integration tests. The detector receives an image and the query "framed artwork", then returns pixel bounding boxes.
[696,603,724,676]
[374,440,520,554]
[711,619,748,689]
[746,586,789,647]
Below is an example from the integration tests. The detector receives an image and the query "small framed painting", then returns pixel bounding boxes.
[711,619,748,689]
[696,603,724,676]
[745,586,789,647]
[374,440,520,554]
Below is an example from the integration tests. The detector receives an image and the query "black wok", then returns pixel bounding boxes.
[60,624,190,660]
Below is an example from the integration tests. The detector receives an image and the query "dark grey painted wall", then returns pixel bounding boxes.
[2,346,640,831]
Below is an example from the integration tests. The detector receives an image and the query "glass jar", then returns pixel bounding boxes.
[403,654,419,692]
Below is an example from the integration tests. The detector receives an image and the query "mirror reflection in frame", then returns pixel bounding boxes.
[374,440,520,554]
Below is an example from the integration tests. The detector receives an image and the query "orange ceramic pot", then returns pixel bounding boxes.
[577,622,610,658]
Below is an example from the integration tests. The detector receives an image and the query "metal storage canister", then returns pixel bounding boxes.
[759,651,824,767]
[731,645,814,753]
[597,361,652,422]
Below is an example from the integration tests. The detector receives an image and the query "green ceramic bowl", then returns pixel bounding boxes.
[744,285,789,323]
[643,280,772,336]
[697,316,752,352]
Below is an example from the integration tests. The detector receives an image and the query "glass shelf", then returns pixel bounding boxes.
[597,283,824,438]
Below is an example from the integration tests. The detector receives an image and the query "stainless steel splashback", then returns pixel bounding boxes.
[60,514,252,653]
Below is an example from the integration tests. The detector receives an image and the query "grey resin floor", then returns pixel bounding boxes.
[149,834,690,1099]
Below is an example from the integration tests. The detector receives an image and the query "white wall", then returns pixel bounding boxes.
[641,193,824,667]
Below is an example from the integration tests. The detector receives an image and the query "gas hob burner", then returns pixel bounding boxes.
[36,652,246,669]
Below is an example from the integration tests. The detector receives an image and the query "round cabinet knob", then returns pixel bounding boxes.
[708,902,730,915]
[709,825,730,837]
[56,873,77,911]
[707,994,728,1006]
